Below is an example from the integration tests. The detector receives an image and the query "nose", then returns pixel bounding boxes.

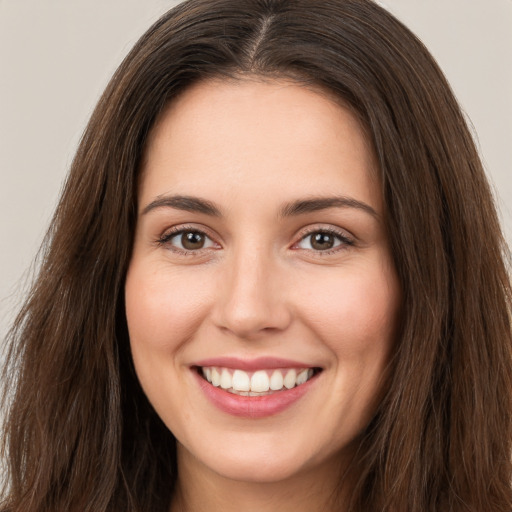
[212,248,292,339]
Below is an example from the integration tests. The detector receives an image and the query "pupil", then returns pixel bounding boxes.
[182,231,204,250]
[311,232,334,250]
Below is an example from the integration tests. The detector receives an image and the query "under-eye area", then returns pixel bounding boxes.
[194,366,324,396]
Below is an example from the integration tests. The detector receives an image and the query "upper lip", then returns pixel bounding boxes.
[192,356,319,372]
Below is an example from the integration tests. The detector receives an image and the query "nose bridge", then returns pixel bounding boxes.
[214,239,291,338]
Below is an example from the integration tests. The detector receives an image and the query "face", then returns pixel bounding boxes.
[125,79,400,485]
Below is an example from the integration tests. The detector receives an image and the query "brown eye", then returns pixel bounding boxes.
[181,231,205,250]
[296,230,351,252]
[161,229,217,252]
[310,232,335,250]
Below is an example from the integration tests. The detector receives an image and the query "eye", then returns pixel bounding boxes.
[159,228,217,252]
[295,229,353,252]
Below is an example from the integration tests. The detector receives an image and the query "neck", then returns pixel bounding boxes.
[170,443,355,512]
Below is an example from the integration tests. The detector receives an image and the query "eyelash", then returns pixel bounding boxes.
[157,225,218,255]
[293,227,355,255]
[156,225,355,256]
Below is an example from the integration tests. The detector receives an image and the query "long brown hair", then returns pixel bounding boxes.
[2,1,511,510]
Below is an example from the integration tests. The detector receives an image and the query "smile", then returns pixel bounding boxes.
[192,360,323,418]
[200,367,318,395]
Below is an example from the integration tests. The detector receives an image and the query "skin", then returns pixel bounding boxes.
[125,78,401,512]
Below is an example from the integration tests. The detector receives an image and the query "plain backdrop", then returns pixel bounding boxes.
[1,0,511,342]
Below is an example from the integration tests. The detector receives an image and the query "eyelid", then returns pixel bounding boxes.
[157,224,221,253]
[291,225,355,253]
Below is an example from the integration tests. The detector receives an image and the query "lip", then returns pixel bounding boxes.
[193,356,316,372]
[192,365,320,418]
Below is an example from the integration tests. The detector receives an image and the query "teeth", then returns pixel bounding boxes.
[269,370,284,390]
[200,366,317,393]
[220,369,232,389]
[296,369,309,385]
[211,368,221,387]
[232,369,250,391]
[251,370,270,392]
[283,369,297,389]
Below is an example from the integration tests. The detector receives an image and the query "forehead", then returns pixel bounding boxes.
[140,78,381,214]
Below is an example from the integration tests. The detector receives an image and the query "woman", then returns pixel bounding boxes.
[1,0,511,511]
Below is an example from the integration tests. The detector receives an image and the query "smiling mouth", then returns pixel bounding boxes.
[195,366,322,396]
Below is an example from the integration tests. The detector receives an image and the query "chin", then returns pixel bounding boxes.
[200,449,312,484]
[177,427,345,486]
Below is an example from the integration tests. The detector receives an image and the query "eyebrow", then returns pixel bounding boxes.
[141,194,378,219]
[279,196,379,219]
[142,195,222,216]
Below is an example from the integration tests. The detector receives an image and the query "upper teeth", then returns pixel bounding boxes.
[201,367,315,394]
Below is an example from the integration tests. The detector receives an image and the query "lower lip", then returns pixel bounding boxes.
[193,370,318,418]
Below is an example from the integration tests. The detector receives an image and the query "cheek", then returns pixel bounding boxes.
[298,258,400,361]
[124,260,217,427]
[125,261,214,354]
[302,260,400,429]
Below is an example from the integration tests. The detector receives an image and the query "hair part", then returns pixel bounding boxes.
[2,1,511,511]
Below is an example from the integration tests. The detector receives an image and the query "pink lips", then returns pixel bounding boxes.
[192,357,320,418]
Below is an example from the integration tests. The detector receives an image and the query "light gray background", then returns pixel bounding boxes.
[1,0,511,342]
